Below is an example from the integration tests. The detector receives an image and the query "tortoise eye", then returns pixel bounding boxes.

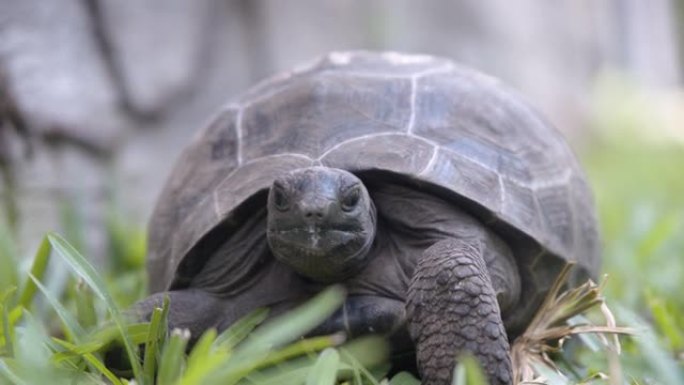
[341,186,361,212]
[272,184,290,211]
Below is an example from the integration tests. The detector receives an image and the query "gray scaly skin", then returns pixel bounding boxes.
[407,239,512,385]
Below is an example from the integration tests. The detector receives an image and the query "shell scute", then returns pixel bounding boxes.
[240,73,412,162]
[320,133,435,174]
[422,148,503,214]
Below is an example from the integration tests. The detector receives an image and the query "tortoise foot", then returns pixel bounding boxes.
[407,239,513,385]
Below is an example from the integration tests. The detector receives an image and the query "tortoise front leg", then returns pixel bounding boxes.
[406,239,513,385]
[133,289,225,343]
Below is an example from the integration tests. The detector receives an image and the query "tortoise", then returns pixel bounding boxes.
[136,51,601,385]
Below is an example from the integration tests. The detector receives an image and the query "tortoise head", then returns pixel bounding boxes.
[266,167,376,283]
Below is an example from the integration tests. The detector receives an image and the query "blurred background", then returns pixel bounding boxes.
[1,0,683,380]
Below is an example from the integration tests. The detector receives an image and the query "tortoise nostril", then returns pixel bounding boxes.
[304,210,324,219]
[300,198,330,221]
[301,202,328,220]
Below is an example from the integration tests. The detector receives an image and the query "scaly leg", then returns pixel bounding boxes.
[406,239,513,385]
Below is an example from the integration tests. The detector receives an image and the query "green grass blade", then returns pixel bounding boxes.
[238,286,345,357]
[98,322,150,350]
[0,287,18,352]
[179,329,229,385]
[18,237,51,309]
[452,355,488,385]
[52,339,123,385]
[46,234,107,305]
[0,287,15,306]
[46,233,143,383]
[1,305,13,357]
[250,334,342,371]
[213,307,269,351]
[0,223,19,296]
[389,371,421,385]
[186,328,217,368]
[306,348,339,385]
[192,336,338,385]
[338,335,389,370]
[207,287,345,384]
[143,298,168,385]
[157,329,189,385]
[241,357,313,385]
[81,353,123,385]
[52,322,151,362]
[28,274,85,343]
[339,345,381,385]
[0,305,21,354]
[0,359,27,385]
[74,281,98,330]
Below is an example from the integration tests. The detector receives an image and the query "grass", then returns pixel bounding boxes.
[0,231,393,385]
[0,225,663,385]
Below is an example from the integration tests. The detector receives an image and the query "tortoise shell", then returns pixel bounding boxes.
[147,52,600,314]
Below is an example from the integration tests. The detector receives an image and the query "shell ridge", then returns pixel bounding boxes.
[439,145,499,174]
[407,64,453,135]
[205,153,316,219]
[527,169,573,190]
[235,107,244,165]
[212,189,222,220]
[343,100,408,133]
[217,153,316,188]
[407,75,418,134]
[430,144,574,191]
[498,174,507,213]
[530,195,549,250]
[418,145,440,176]
[241,85,289,106]
[189,104,240,145]
[317,132,409,161]
[319,61,454,82]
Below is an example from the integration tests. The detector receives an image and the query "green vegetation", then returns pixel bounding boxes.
[0,232,393,385]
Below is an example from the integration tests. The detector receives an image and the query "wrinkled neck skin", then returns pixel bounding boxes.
[266,167,377,283]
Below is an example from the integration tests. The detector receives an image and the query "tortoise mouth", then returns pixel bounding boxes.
[267,225,374,282]
[268,226,366,254]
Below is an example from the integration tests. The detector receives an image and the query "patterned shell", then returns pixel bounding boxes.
[147,51,600,294]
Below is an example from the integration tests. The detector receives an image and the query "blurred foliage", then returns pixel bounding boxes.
[578,72,684,382]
